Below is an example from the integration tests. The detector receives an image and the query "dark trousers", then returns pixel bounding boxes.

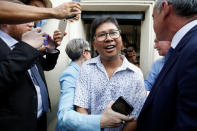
[37,113,47,131]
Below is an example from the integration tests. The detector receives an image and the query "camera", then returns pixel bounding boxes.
[121,49,133,53]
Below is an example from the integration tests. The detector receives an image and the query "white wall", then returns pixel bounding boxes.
[42,0,157,130]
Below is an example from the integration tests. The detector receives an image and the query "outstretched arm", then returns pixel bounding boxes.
[0,1,81,24]
[76,102,134,128]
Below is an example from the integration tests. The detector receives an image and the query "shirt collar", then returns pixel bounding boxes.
[171,19,197,49]
[88,55,136,72]
[0,29,18,49]
[70,61,80,72]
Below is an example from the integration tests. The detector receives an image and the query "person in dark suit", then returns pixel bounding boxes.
[0,21,63,130]
[133,0,197,131]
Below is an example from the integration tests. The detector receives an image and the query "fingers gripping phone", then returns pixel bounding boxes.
[58,19,67,36]
[111,96,134,116]
[66,0,81,19]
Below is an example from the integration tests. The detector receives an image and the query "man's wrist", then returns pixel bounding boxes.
[100,114,106,128]
[48,7,58,19]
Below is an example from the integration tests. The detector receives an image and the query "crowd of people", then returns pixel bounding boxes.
[1,0,197,131]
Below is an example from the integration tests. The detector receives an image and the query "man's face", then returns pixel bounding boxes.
[84,47,92,61]
[153,6,170,41]
[93,22,122,60]
[153,7,163,40]
[127,46,136,57]
[154,39,171,56]
[6,22,34,41]
[153,2,173,41]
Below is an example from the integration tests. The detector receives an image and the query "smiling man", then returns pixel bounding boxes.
[74,16,147,131]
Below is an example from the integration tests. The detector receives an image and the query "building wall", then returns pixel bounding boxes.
[42,0,158,130]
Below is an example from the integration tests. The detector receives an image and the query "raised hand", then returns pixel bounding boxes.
[53,1,81,21]
[22,27,46,49]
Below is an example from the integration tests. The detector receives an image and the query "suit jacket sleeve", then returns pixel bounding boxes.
[39,49,60,71]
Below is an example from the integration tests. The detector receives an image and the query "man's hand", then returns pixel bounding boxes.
[100,101,134,128]
[22,27,45,49]
[53,1,81,21]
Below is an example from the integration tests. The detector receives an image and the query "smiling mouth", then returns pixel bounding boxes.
[104,45,116,49]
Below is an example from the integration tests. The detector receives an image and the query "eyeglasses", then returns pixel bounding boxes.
[94,30,121,42]
[84,49,91,53]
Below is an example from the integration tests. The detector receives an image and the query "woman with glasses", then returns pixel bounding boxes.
[74,16,147,131]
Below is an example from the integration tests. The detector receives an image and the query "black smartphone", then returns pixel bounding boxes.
[111,96,134,116]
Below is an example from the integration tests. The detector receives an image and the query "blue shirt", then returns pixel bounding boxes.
[56,62,101,131]
[144,57,165,91]
[74,56,146,131]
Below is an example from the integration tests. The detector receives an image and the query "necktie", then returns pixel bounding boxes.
[30,65,49,113]
[165,47,174,62]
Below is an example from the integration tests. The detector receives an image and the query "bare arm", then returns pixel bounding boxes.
[0,1,81,24]
[76,106,89,114]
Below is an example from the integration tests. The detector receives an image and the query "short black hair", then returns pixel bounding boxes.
[90,16,120,42]
[126,43,137,50]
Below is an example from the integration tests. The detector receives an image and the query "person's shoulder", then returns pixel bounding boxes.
[132,65,143,78]
[154,57,165,64]
[124,57,141,72]
[59,62,79,80]
[152,57,165,68]
[82,56,99,67]
[124,58,143,78]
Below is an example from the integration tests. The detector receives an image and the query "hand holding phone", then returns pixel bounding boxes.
[67,0,81,19]
[111,96,134,116]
